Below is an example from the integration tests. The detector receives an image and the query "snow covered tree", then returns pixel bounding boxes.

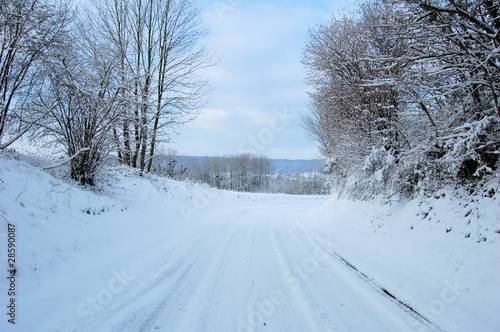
[90,0,214,172]
[302,3,410,175]
[302,16,373,173]
[0,0,72,148]
[403,0,500,180]
[303,0,500,197]
[34,23,124,185]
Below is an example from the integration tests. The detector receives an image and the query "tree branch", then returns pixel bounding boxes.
[42,147,90,169]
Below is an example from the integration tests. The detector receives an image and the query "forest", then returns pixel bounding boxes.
[302,0,500,197]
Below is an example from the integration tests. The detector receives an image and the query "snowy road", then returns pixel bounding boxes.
[2,157,498,332]
[59,197,436,332]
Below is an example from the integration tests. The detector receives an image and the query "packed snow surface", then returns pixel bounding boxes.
[0,152,499,332]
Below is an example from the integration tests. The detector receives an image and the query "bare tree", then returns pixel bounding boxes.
[0,0,72,148]
[91,0,214,172]
[302,6,409,173]
[34,23,124,185]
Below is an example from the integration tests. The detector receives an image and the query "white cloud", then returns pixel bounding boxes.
[188,108,231,130]
[170,0,358,159]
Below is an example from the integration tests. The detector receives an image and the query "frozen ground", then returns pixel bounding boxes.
[0,150,499,332]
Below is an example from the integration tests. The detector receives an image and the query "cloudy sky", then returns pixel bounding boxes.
[169,0,358,159]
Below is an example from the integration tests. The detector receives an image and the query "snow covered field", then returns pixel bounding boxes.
[0,151,499,332]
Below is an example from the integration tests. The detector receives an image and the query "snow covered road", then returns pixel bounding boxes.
[58,198,435,332]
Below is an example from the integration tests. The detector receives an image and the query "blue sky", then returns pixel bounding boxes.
[169,0,358,159]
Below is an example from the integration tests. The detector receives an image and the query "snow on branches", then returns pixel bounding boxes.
[303,0,500,197]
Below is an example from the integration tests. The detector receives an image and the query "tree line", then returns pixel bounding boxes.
[149,151,329,195]
[302,0,500,197]
[0,0,213,185]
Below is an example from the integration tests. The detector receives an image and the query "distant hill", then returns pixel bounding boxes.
[159,155,324,175]
[269,159,324,174]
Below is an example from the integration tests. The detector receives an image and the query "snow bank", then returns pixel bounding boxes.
[307,187,500,332]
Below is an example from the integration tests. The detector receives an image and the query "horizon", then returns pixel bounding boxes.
[156,153,326,161]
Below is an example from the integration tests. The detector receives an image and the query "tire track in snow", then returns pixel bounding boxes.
[270,212,437,332]
[291,218,441,331]
[85,211,244,332]
[272,222,352,332]
[71,198,439,332]
[126,210,248,332]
